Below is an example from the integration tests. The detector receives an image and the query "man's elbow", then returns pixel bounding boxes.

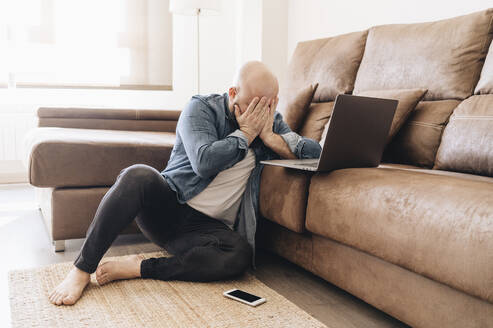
[300,140,322,159]
[193,162,217,179]
[192,147,216,178]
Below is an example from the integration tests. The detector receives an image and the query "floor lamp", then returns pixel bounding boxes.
[169,0,221,95]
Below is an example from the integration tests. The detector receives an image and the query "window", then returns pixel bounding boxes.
[0,0,172,90]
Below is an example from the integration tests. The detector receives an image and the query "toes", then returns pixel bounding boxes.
[102,275,111,285]
[55,294,64,306]
[49,288,59,299]
[56,291,67,306]
[97,274,108,285]
[63,295,76,305]
[51,291,60,304]
[96,265,107,277]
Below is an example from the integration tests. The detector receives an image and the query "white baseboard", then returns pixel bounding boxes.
[0,160,28,184]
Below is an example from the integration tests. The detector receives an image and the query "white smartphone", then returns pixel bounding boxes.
[223,289,266,307]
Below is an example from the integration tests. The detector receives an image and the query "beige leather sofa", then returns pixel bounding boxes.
[26,8,492,328]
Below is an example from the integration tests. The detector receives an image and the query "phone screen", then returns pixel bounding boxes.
[227,289,261,303]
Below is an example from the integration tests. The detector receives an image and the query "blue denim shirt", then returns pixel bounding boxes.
[162,93,322,268]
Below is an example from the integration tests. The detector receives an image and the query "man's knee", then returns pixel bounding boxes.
[118,164,161,187]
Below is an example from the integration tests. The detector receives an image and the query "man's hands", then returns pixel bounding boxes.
[234,96,272,145]
[234,95,296,159]
[259,96,278,142]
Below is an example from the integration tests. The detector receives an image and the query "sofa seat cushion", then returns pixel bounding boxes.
[305,164,493,303]
[25,127,175,187]
[259,165,312,233]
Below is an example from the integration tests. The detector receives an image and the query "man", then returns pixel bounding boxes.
[48,61,322,306]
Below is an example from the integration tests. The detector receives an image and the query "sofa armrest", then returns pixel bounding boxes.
[259,165,312,233]
[36,107,181,132]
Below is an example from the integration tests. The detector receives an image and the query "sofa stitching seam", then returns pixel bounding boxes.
[407,121,442,129]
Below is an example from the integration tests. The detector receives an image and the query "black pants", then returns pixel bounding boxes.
[74,164,252,282]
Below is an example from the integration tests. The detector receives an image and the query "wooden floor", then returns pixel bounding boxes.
[0,184,409,328]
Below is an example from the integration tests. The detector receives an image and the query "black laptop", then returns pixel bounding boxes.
[260,94,398,172]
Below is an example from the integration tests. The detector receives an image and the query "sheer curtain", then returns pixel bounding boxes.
[0,0,172,89]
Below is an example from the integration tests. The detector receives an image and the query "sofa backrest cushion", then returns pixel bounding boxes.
[475,40,493,94]
[353,9,493,101]
[434,95,493,176]
[278,83,318,132]
[37,107,182,132]
[382,100,460,168]
[298,102,334,142]
[38,107,182,120]
[283,31,368,103]
[354,89,428,143]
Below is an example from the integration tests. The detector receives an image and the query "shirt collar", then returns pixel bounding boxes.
[223,92,238,124]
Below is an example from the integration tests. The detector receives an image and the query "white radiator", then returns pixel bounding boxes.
[0,107,37,183]
[0,112,36,161]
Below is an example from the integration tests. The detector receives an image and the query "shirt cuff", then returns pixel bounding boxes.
[228,129,249,150]
[280,131,303,154]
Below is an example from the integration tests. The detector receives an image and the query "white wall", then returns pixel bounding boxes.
[262,0,288,88]
[147,0,173,86]
[235,0,263,71]
[199,0,241,95]
[232,0,288,88]
[287,0,493,60]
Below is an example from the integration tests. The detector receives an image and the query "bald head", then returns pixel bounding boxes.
[233,61,278,98]
[228,61,279,114]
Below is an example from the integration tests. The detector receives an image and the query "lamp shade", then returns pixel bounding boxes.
[169,0,221,16]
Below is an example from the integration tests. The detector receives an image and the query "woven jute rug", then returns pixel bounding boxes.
[8,251,328,328]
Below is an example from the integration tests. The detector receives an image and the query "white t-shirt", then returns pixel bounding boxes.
[186,148,256,229]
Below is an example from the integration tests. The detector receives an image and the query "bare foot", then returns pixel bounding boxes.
[95,254,144,286]
[49,266,91,306]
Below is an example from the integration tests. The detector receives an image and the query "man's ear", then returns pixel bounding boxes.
[228,87,237,100]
